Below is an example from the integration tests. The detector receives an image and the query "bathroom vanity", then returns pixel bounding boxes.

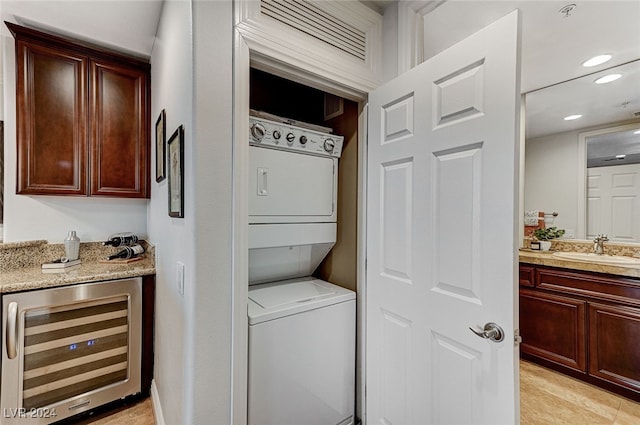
[519,250,640,402]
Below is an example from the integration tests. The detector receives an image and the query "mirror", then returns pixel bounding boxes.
[0,121,3,242]
[524,60,640,242]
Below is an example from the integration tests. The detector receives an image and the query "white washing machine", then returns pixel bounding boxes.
[248,278,355,425]
[247,114,355,425]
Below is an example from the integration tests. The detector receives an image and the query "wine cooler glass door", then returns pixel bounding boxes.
[1,278,142,424]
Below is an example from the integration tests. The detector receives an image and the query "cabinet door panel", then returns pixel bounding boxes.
[90,60,149,198]
[519,264,535,287]
[16,41,87,195]
[589,302,640,391]
[520,289,587,372]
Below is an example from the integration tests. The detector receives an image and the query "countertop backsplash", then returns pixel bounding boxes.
[523,238,640,258]
[553,239,640,257]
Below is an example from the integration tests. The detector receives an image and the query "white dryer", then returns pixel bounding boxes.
[247,115,355,425]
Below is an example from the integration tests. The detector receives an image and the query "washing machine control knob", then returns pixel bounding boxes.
[250,123,266,141]
[299,135,308,145]
[286,133,295,145]
[272,130,281,140]
[323,138,335,152]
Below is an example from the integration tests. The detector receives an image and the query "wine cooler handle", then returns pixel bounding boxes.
[6,301,18,359]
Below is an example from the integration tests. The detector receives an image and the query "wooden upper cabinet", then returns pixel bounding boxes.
[15,39,88,195]
[8,22,150,198]
[90,59,149,197]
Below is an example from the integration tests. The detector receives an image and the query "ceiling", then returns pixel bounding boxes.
[1,1,163,58]
[526,60,640,139]
[416,1,640,139]
[2,0,638,139]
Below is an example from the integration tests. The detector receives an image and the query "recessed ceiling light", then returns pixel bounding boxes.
[595,74,622,84]
[616,154,626,159]
[564,114,582,121]
[582,55,612,67]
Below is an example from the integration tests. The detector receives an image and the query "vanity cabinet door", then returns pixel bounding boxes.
[15,39,88,195]
[588,302,640,392]
[520,288,587,373]
[519,264,535,287]
[90,59,150,197]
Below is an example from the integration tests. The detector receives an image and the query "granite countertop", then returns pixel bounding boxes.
[519,249,640,279]
[0,257,155,293]
[0,240,156,293]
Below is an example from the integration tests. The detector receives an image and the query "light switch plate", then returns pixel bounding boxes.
[177,261,185,296]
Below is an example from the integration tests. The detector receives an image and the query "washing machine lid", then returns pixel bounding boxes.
[248,277,355,325]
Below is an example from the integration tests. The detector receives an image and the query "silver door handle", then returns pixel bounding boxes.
[469,322,504,343]
[6,302,18,359]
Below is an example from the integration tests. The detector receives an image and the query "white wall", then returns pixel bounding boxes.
[149,0,234,423]
[524,129,580,234]
[147,1,191,424]
[0,30,148,243]
[190,1,234,422]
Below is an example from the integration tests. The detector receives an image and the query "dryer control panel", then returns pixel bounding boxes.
[250,117,343,158]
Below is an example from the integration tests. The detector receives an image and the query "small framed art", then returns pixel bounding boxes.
[155,110,166,182]
[168,125,184,218]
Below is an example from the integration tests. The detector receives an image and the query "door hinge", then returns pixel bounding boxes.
[514,328,522,346]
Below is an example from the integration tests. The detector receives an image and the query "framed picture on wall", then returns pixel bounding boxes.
[168,125,184,218]
[155,110,166,182]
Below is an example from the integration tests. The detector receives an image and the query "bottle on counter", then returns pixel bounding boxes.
[107,244,145,261]
[64,230,80,261]
[103,233,139,247]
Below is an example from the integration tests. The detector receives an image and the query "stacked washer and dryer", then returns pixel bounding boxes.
[247,113,356,425]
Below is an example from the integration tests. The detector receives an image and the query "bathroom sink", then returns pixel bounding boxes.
[552,252,640,265]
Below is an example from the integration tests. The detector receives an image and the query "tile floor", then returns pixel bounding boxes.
[520,360,640,425]
[74,361,640,424]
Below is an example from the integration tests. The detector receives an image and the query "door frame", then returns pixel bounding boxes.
[232,50,369,422]
[233,10,372,425]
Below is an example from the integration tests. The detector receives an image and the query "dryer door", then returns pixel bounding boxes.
[249,146,337,223]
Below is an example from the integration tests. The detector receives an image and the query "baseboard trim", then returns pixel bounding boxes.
[150,379,166,425]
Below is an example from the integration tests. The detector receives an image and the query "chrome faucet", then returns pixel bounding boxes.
[593,234,609,255]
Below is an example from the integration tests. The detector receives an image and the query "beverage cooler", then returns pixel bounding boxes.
[1,278,142,424]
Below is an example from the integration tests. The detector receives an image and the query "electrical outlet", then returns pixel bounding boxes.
[564,229,575,239]
[176,261,185,296]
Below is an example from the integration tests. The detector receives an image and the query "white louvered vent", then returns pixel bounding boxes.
[261,0,367,61]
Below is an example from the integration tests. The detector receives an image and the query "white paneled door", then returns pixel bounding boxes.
[587,164,640,243]
[366,11,521,425]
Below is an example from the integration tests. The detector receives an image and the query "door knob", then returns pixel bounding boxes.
[469,322,505,343]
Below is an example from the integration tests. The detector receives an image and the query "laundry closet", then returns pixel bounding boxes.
[234,1,383,423]
[249,69,359,290]
[246,68,361,425]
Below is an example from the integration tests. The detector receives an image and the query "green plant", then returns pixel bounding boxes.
[533,227,565,241]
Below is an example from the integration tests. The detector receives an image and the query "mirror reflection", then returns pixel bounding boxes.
[584,124,640,242]
[524,60,640,242]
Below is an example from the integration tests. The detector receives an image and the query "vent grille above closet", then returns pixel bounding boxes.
[261,0,367,61]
